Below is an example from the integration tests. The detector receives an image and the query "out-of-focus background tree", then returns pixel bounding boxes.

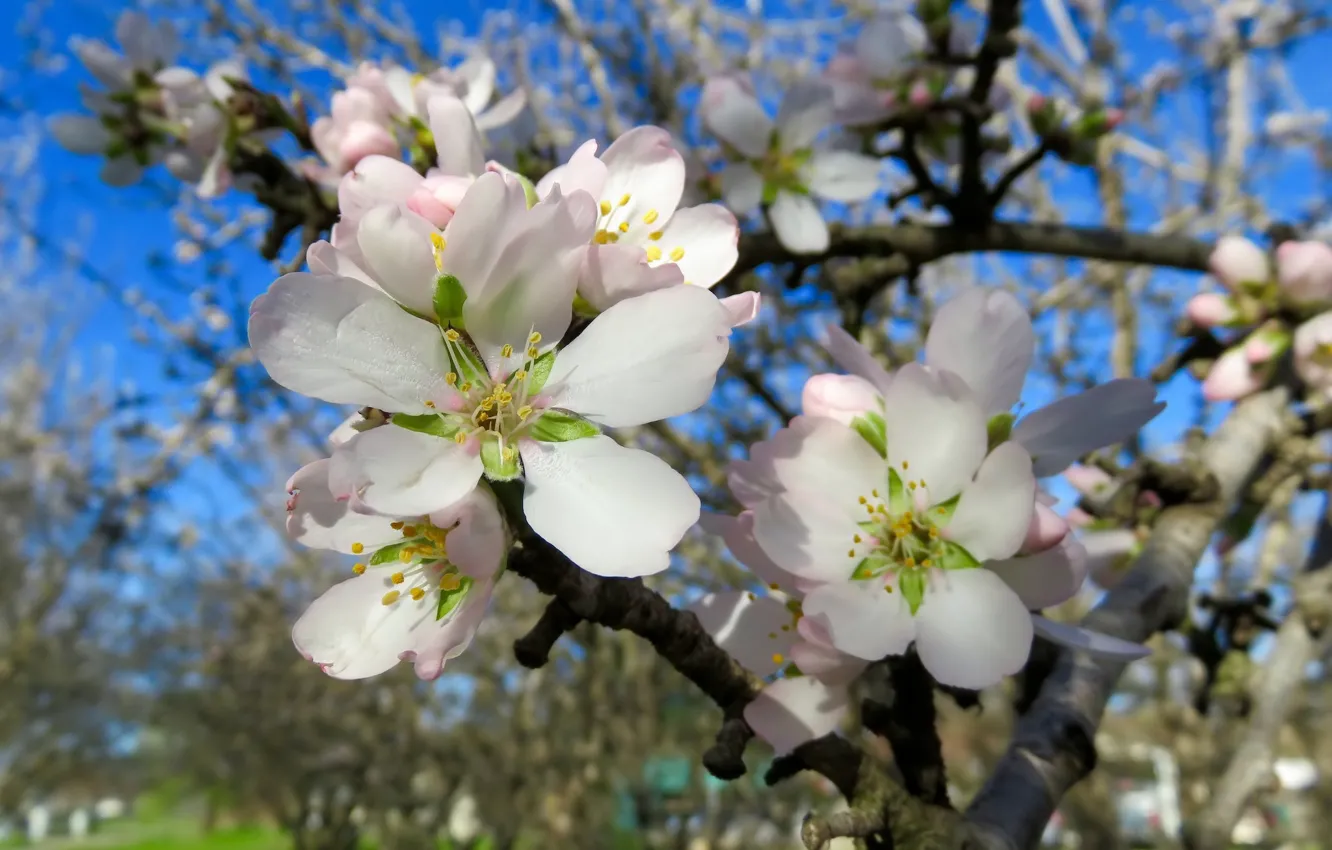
[2,0,1332,848]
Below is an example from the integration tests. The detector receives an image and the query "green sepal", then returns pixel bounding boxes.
[392,412,464,440]
[572,293,601,318]
[526,349,557,395]
[898,570,926,615]
[986,412,1015,452]
[514,173,540,208]
[480,436,521,481]
[760,181,780,206]
[851,411,887,458]
[851,554,893,580]
[936,540,980,571]
[433,273,467,328]
[529,410,600,443]
[369,542,413,566]
[781,663,803,678]
[929,492,961,525]
[436,575,474,621]
[887,467,911,514]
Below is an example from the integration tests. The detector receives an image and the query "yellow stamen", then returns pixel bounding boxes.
[884,585,893,593]
[904,557,915,567]
[529,332,542,344]
[501,343,513,358]
[902,461,909,469]
[645,245,663,262]
[768,583,780,590]
[593,230,611,244]
[643,210,659,224]
[858,496,868,504]
[425,400,436,408]
[410,587,426,601]
[440,573,461,591]
[454,432,467,444]
[402,525,417,537]
[391,572,405,584]
[599,200,612,215]
[772,653,785,665]
[517,405,534,420]
[390,521,404,530]
[669,247,685,262]
[381,590,400,605]
[921,559,932,567]
[853,535,862,543]
[350,542,364,554]
[618,221,630,233]
[618,193,631,206]
[398,550,411,563]
[353,563,366,575]
[444,329,461,342]
[847,549,856,557]
[446,372,458,385]
[649,230,663,240]
[527,346,539,358]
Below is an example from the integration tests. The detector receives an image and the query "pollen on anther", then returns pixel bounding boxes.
[922,558,932,567]
[908,481,917,490]
[501,343,514,358]
[351,542,365,554]
[390,521,404,530]
[768,632,777,639]
[853,535,862,544]
[902,460,910,470]
[649,230,664,241]
[618,193,631,206]
[872,489,879,498]
[445,329,461,342]
[771,653,785,664]
[425,400,436,409]
[645,245,662,262]
[527,346,539,358]
[768,583,780,590]
[402,525,418,537]
[643,210,659,224]
[446,372,458,385]
[453,432,467,444]
[747,592,757,601]
[407,587,424,601]
[599,200,612,215]
[847,548,855,557]
[381,590,401,605]
[398,550,412,563]
[353,563,366,575]
[904,557,916,567]
[858,496,868,504]
[781,624,791,632]
[391,572,406,584]
[529,332,542,344]
[884,585,894,593]
[669,247,685,262]
[617,222,630,233]
[440,573,461,591]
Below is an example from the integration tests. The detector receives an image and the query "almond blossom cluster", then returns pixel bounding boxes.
[692,289,1163,753]
[251,101,752,678]
[1189,235,1332,401]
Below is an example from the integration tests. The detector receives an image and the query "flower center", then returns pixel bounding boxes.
[350,520,473,611]
[1315,340,1332,367]
[432,328,550,466]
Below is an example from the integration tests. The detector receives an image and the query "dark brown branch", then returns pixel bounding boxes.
[512,598,582,668]
[862,655,951,807]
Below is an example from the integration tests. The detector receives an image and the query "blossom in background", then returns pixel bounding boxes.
[824,12,929,126]
[1294,311,1332,398]
[701,76,881,254]
[536,126,741,312]
[250,172,736,578]
[286,459,505,680]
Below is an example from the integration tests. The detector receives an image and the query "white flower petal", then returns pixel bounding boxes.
[1031,615,1152,661]
[474,89,527,131]
[924,287,1035,415]
[578,243,684,312]
[428,94,485,177]
[744,676,850,756]
[769,191,829,254]
[521,437,699,577]
[285,459,401,553]
[536,139,607,199]
[426,485,507,580]
[599,125,686,232]
[306,240,385,293]
[986,534,1088,609]
[456,55,496,114]
[339,426,483,517]
[546,284,731,427]
[882,363,987,503]
[720,162,764,213]
[822,323,893,391]
[49,114,111,155]
[698,511,810,595]
[650,204,739,288]
[356,204,440,315]
[789,635,867,686]
[914,568,1033,689]
[701,76,773,159]
[857,15,928,78]
[339,155,425,216]
[1012,379,1166,477]
[689,591,797,677]
[248,272,456,413]
[776,80,835,153]
[802,581,916,661]
[805,150,881,202]
[720,292,761,328]
[406,579,495,680]
[293,572,411,679]
[440,171,530,301]
[944,440,1036,562]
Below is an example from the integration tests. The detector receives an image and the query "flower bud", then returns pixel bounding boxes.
[1209,235,1270,292]
[1276,240,1332,307]
[1184,293,1238,328]
[1202,346,1265,402]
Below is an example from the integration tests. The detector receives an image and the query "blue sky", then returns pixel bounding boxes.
[6,0,1332,687]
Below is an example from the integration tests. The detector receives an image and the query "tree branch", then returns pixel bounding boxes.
[961,387,1295,850]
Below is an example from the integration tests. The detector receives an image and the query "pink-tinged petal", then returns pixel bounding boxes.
[1203,346,1265,401]
[689,591,797,677]
[327,413,363,447]
[1210,235,1270,291]
[1277,241,1332,306]
[801,373,881,425]
[339,155,425,218]
[750,418,886,581]
[744,676,851,756]
[943,441,1036,562]
[987,534,1088,610]
[426,485,507,580]
[306,240,385,294]
[1012,379,1165,477]
[646,204,739,289]
[924,287,1035,416]
[720,162,764,214]
[805,150,881,203]
[461,186,594,361]
[914,568,1033,689]
[439,171,530,298]
[882,363,987,504]
[1021,503,1069,555]
[427,94,485,177]
[578,243,684,312]
[802,581,916,661]
[292,571,427,680]
[719,292,761,328]
[776,80,835,153]
[285,459,401,553]
[769,190,828,254]
[521,437,699,577]
[407,579,495,680]
[545,284,731,427]
[474,89,527,131]
[339,426,483,517]
[1064,464,1114,499]
[536,139,608,199]
[856,14,928,79]
[1293,311,1332,394]
[1185,293,1238,328]
[701,76,773,159]
[598,125,686,234]
[356,204,440,315]
[336,120,401,173]
[1031,615,1151,661]
[788,637,867,687]
[698,511,813,596]
[248,272,456,414]
[822,324,893,391]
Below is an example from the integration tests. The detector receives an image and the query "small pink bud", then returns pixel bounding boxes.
[1244,334,1278,364]
[1066,507,1094,528]
[1102,108,1124,129]
[1064,464,1113,498]
[1202,347,1265,402]
[1209,235,1270,292]
[1185,293,1237,328]
[1276,240,1332,306]
[908,80,932,108]
[1026,94,1048,115]
[1021,502,1070,555]
[1137,490,1163,509]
